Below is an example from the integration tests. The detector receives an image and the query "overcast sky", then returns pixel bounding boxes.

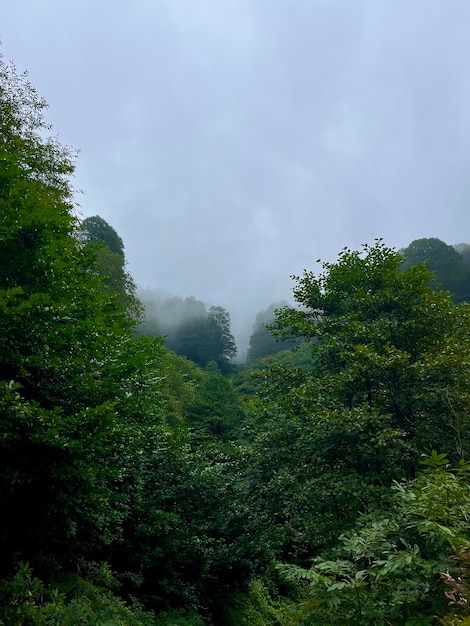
[3,0,470,353]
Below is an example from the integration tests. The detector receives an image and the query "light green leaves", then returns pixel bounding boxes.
[279,458,470,624]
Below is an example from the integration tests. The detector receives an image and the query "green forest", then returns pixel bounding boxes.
[1,55,470,626]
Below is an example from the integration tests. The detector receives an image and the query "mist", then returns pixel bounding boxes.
[3,0,470,356]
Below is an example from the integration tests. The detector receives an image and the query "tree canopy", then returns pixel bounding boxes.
[273,240,470,458]
[244,241,470,566]
[246,302,296,362]
[80,214,140,316]
[168,305,237,372]
[401,237,470,302]
[0,53,261,623]
[80,214,125,255]
[138,293,238,373]
[2,51,470,625]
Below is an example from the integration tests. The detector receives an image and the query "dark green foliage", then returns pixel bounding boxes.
[0,55,139,575]
[206,305,238,369]
[168,305,237,373]
[214,579,294,625]
[281,455,470,625]
[0,561,156,625]
[401,237,470,302]
[273,240,470,458]
[79,215,141,317]
[246,303,296,362]
[0,381,131,576]
[244,241,470,571]
[138,293,237,373]
[247,402,406,560]
[110,427,269,616]
[4,50,470,625]
[80,214,125,255]
[0,52,259,620]
[187,364,247,439]
[232,342,313,398]
[167,312,209,362]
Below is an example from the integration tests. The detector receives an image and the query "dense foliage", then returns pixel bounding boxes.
[1,54,470,625]
[246,242,470,556]
[0,55,263,624]
[281,453,470,625]
[79,214,141,316]
[401,237,470,303]
[168,305,237,373]
[246,302,297,362]
[138,292,237,373]
[80,215,125,255]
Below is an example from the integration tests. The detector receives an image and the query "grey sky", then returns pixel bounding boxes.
[3,1,470,353]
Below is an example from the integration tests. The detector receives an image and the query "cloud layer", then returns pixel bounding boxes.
[3,0,470,350]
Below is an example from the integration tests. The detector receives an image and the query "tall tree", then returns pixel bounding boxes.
[401,237,470,302]
[247,302,296,362]
[0,52,270,623]
[207,305,237,370]
[247,240,470,560]
[273,240,470,457]
[80,215,124,255]
[0,54,138,577]
[79,215,141,317]
[168,305,237,373]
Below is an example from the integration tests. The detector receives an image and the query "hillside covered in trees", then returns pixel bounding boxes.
[1,54,470,626]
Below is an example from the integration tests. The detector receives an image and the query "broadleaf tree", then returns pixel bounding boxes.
[0,53,141,576]
[401,237,470,303]
[169,305,237,373]
[246,240,470,562]
[0,53,270,623]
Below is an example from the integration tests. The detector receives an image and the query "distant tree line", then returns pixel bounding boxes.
[136,237,470,372]
[137,291,237,373]
[401,237,470,302]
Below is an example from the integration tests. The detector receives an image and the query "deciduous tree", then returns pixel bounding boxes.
[247,241,470,562]
[401,237,470,302]
[246,302,296,362]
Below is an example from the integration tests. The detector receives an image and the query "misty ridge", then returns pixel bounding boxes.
[130,234,470,367]
[135,288,295,364]
[80,212,470,367]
